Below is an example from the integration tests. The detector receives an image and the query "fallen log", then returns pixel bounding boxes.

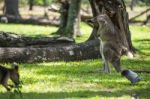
[0,16,60,26]
[0,32,75,47]
[129,8,150,22]
[0,40,100,63]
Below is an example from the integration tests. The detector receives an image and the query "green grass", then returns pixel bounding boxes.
[0,23,58,37]
[0,23,150,99]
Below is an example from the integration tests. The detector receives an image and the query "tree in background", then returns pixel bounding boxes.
[43,0,49,17]
[29,0,34,10]
[56,0,81,38]
[130,0,150,10]
[56,0,69,36]
[4,0,21,19]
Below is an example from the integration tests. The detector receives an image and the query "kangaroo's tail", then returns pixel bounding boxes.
[122,46,134,59]
[127,51,134,59]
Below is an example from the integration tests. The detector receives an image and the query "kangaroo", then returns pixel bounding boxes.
[90,14,133,73]
[0,63,20,91]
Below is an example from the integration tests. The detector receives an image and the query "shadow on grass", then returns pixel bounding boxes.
[133,39,150,51]
[17,58,150,99]
[25,59,150,77]
[22,62,101,76]
[20,58,150,85]
[122,58,150,69]
[0,88,149,99]
[134,39,150,42]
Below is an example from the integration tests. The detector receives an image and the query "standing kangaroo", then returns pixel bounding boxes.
[0,63,20,91]
[90,14,133,73]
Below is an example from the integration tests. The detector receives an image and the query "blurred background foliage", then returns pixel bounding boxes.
[0,0,146,7]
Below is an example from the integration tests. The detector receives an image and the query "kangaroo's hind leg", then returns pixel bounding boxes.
[112,58,122,72]
[99,37,111,73]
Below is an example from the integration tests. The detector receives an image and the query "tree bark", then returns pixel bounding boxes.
[0,32,74,47]
[0,39,100,63]
[56,0,81,38]
[56,0,69,34]
[64,0,81,38]
[87,0,100,40]
[130,0,137,11]
[29,0,34,11]
[4,0,21,19]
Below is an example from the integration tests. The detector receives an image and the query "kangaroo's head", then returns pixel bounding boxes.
[89,14,108,27]
[89,14,115,36]
[10,63,20,87]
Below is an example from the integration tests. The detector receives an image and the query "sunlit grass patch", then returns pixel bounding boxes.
[0,23,57,37]
[0,22,92,43]
[0,59,149,98]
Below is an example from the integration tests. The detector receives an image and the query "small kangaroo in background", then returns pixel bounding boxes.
[0,63,20,91]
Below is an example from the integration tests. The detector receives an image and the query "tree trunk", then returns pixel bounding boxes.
[29,0,34,11]
[65,0,81,38]
[4,0,21,19]
[56,0,69,34]
[56,0,81,38]
[0,40,100,63]
[88,0,134,53]
[87,0,100,40]
[43,0,49,18]
[130,0,137,11]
